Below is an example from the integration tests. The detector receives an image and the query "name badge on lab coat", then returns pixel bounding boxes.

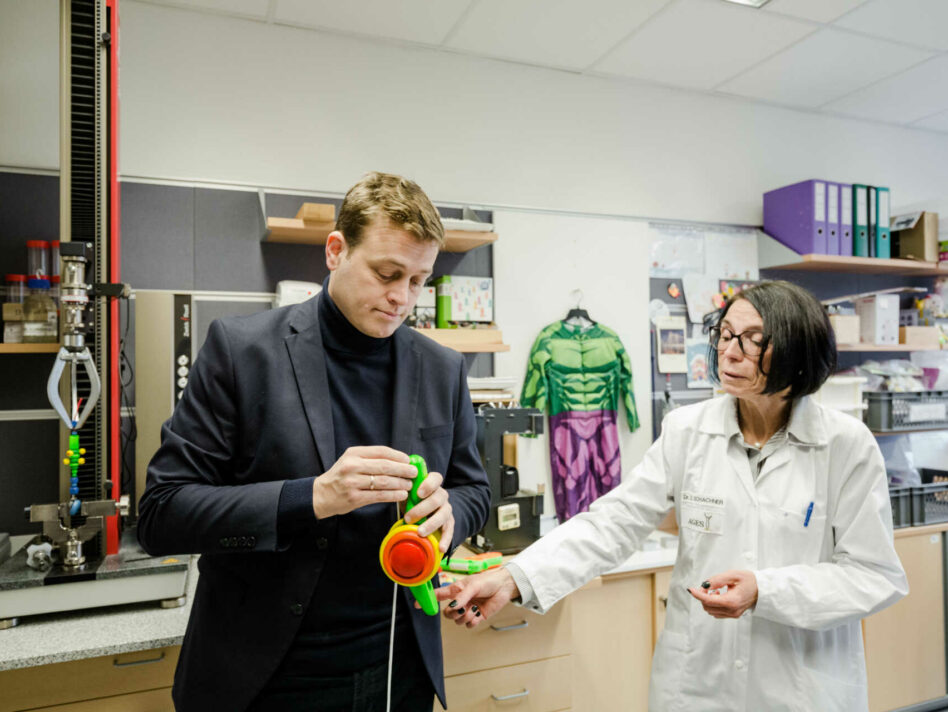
[681,491,724,535]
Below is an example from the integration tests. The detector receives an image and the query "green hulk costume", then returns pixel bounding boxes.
[521,321,639,522]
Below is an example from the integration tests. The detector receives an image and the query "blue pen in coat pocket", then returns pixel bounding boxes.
[804,501,814,527]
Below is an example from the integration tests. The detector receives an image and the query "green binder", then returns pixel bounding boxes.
[852,184,869,257]
[875,186,891,259]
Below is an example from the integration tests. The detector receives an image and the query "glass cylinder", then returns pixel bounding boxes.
[4,274,26,303]
[50,240,60,278]
[27,240,50,279]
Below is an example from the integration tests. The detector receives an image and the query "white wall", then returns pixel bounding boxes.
[5,0,948,493]
[5,1,948,222]
[492,211,652,513]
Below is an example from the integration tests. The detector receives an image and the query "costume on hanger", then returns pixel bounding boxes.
[521,320,639,522]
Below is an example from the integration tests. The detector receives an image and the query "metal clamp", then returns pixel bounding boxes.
[489,620,529,632]
[490,689,529,701]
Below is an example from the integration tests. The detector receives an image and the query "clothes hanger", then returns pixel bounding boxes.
[564,289,595,328]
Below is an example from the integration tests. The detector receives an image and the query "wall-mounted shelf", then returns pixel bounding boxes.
[837,344,943,352]
[763,254,944,275]
[872,427,948,436]
[413,328,510,353]
[757,232,948,275]
[263,217,497,254]
[0,343,60,354]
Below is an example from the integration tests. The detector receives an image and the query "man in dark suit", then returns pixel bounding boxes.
[138,171,491,711]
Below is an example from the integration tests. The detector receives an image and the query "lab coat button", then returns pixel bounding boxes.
[744,551,754,560]
[735,660,745,670]
[316,537,329,550]
[290,603,303,616]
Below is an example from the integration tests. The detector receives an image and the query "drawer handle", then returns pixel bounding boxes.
[490,620,529,632]
[491,689,529,701]
[659,595,668,609]
[113,651,166,668]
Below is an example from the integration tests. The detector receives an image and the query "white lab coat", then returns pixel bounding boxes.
[510,394,908,712]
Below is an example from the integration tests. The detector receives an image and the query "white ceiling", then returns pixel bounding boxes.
[128,0,948,134]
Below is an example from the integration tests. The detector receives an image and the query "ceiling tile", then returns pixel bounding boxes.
[835,0,948,52]
[274,0,472,45]
[143,0,270,19]
[718,28,932,107]
[823,55,948,124]
[912,109,948,133]
[591,0,814,90]
[443,0,671,71]
[762,0,868,24]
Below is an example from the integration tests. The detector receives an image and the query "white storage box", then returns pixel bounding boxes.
[812,375,868,420]
[854,294,899,346]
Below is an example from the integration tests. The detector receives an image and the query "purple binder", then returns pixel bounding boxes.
[839,182,853,256]
[763,179,829,255]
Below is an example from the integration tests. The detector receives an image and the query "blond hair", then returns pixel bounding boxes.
[336,172,444,250]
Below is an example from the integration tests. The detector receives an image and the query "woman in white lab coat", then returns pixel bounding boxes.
[435,280,908,712]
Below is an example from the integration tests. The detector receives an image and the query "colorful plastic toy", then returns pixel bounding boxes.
[442,553,503,575]
[379,455,442,615]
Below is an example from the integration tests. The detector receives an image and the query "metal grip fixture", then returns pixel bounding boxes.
[47,241,100,430]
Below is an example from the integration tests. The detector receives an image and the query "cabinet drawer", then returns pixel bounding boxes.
[0,647,179,712]
[26,687,173,711]
[437,655,572,712]
[442,599,571,676]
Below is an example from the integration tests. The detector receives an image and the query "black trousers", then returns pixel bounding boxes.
[246,650,434,712]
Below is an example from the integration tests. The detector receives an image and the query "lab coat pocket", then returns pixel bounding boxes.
[648,629,688,712]
[764,505,826,566]
[800,664,866,711]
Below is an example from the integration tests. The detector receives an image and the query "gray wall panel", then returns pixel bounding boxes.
[120,182,194,290]
[0,420,60,536]
[0,173,59,278]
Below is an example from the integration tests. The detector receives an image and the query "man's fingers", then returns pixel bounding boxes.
[438,520,455,553]
[359,458,419,478]
[406,489,448,526]
[362,474,413,491]
[346,446,410,463]
[416,471,444,499]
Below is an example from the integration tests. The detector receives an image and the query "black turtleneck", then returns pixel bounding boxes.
[272,277,412,678]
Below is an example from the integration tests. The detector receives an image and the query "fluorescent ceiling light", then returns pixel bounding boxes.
[720,0,772,7]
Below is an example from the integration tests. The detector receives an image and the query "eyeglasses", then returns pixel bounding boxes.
[710,326,765,358]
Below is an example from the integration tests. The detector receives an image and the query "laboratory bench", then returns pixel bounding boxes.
[1,526,946,712]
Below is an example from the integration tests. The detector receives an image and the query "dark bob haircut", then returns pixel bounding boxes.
[708,280,837,400]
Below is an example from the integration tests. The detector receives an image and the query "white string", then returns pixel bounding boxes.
[385,500,400,712]
[386,579,397,712]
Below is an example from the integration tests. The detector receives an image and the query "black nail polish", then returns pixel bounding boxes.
[457,607,465,614]
[448,600,458,608]
[475,611,481,617]
[471,604,480,613]
[701,581,711,589]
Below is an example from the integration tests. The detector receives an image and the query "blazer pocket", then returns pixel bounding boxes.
[419,423,454,441]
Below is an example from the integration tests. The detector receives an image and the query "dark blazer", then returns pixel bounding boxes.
[137,294,490,711]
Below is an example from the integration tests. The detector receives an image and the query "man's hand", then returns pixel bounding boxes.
[688,569,758,619]
[312,446,416,519]
[433,567,520,628]
[404,471,454,553]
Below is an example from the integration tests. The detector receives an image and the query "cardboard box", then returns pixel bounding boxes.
[855,294,899,346]
[433,276,493,325]
[899,326,941,349]
[295,202,335,223]
[2,303,24,321]
[893,211,939,262]
[829,314,860,345]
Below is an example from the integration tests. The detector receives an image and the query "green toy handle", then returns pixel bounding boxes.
[406,454,440,615]
[406,454,427,519]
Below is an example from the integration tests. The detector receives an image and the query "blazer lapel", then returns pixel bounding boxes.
[391,327,421,456]
[285,296,336,473]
